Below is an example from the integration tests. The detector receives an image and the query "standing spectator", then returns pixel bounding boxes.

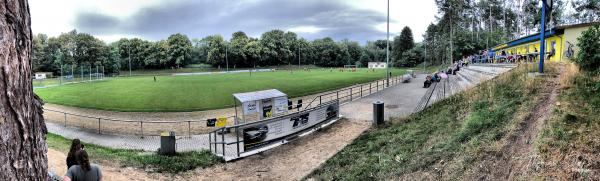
[66,139,83,169]
[64,150,103,181]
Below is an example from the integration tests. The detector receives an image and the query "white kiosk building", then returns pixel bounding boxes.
[368,62,388,69]
[233,89,289,124]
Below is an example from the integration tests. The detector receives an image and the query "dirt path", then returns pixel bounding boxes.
[180,119,370,180]
[476,64,563,180]
[47,119,370,181]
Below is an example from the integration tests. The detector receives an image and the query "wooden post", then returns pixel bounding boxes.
[98,118,101,134]
[360,84,363,98]
[140,122,144,138]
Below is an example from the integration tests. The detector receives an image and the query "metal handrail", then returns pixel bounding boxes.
[303,75,402,109]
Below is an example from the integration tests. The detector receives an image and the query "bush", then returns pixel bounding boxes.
[575,25,600,71]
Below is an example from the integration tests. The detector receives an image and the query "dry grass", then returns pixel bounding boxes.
[536,64,600,180]
[308,64,551,180]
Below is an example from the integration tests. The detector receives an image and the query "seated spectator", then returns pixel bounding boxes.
[424,75,432,88]
[66,139,83,169]
[433,72,441,82]
[453,62,459,74]
[64,150,103,181]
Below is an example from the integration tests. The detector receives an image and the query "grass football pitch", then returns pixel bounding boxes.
[35,68,406,112]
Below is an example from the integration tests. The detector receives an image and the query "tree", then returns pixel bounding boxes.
[0,0,48,180]
[206,35,226,67]
[167,33,192,67]
[399,45,424,67]
[244,40,262,67]
[393,26,415,64]
[575,25,600,71]
[570,0,600,22]
[230,31,250,67]
[32,34,48,72]
[260,30,292,65]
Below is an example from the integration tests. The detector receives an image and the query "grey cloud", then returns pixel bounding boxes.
[74,0,393,43]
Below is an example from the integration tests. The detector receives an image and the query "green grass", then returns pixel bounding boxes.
[307,64,549,180]
[35,68,405,112]
[46,133,222,173]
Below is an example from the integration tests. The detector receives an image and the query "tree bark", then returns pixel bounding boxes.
[0,0,48,180]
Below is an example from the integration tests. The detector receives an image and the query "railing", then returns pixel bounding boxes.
[43,108,235,138]
[471,52,553,64]
[414,75,452,113]
[304,75,404,109]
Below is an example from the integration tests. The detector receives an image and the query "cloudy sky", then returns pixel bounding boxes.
[29,0,437,43]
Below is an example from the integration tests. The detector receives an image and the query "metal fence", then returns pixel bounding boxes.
[303,75,405,109]
[33,65,106,88]
[43,108,235,138]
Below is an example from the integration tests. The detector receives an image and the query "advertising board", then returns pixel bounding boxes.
[242,101,339,151]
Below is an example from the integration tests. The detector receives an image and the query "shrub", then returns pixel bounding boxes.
[575,25,600,71]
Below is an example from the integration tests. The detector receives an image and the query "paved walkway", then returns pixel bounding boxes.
[341,74,428,121]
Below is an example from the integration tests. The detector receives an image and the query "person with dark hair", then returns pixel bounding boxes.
[66,139,83,169]
[64,150,103,181]
[423,75,432,88]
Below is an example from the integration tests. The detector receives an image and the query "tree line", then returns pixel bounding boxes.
[32,28,421,75]
[422,0,599,66]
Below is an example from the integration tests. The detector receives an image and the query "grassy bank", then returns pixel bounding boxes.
[537,64,600,179]
[35,68,405,112]
[46,133,222,173]
[308,64,551,180]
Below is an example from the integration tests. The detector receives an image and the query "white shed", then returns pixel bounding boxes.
[233,89,289,124]
[368,62,388,69]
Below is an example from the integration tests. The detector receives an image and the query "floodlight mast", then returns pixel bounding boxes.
[225,42,229,72]
[539,0,548,73]
[128,43,132,77]
[386,0,390,87]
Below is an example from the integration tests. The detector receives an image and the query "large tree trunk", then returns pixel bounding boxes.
[0,0,48,180]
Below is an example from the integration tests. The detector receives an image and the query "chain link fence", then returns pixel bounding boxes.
[33,64,106,88]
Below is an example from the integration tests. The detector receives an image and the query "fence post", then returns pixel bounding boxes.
[209,133,212,152]
[140,122,144,138]
[221,128,225,156]
[369,82,372,94]
[188,121,191,138]
[319,96,322,105]
[377,81,379,91]
[97,118,101,134]
[360,84,363,98]
[350,87,353,101]
[213,131,217,153]
[64,113,67,126]
[236,127,240,157]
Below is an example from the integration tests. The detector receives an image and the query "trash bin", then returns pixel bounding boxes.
[159,131,176,155]
[373,101,384,126]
